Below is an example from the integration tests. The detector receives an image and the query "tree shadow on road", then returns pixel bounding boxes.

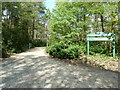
[1,52,119,88]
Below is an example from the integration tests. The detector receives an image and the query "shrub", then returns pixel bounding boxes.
[32,39,46,47]
[46,41,85,59]
[89,42,112,56]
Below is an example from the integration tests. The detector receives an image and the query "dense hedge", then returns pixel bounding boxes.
[46,41,86,59]
[32,39,47,47]
[89,42,113,56]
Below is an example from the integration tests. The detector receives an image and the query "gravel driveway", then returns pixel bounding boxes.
[0,47,119,88]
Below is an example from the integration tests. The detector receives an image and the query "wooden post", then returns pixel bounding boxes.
[87,41,89,55]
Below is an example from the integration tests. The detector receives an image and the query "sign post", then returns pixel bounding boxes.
[87,32,116,57]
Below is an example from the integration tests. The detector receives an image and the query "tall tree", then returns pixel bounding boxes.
[2,2,47,57]
[47,2,118,55]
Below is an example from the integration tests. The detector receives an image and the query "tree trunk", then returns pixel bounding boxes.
[100,13,104,32]
[83,14,86,41]
[111,12,116,33]
[110,12,116,53]
[94,14,98,31]
[111,22,114,33]
[83,14,86,31]
[32,17,35,40]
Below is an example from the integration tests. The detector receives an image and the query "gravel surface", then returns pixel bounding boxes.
[0,47,119,88]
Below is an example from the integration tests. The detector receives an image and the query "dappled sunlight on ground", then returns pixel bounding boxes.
[0,47,118,88]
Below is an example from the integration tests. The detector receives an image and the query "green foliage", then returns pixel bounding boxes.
[2,2,46,58]
[2,2,119,58]
[46,2,118,59]
[2,27,29,53]
[46,40,86,59]
[2,48,10,58]
[89,42,116,56]
[32,39,46,47]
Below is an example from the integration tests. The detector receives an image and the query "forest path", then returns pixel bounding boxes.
[0,47,118,88]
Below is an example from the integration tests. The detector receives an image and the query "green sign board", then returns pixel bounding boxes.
[87,32,116,57]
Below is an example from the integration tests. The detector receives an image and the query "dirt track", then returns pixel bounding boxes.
[0,47,118,88]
